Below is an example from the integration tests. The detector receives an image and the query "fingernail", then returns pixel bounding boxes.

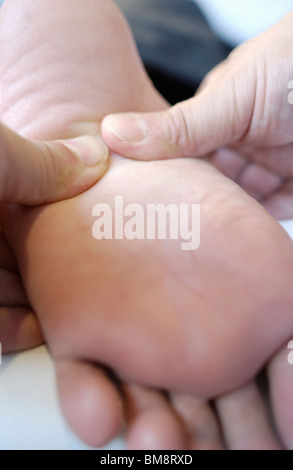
[104,114,148,143]
[66,136,109,167]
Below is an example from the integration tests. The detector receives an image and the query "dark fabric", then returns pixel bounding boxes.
[116,0,231,102]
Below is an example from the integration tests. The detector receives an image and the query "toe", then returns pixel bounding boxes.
[55,359,123,448]
[216,382,281,450]
[268,343,293,450]
[171,394,223,450]
[124,384,186,450]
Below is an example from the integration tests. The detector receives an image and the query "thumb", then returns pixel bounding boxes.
[101,68,255,160]
[0,123,108,205]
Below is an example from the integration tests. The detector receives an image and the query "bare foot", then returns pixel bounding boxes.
[1,155,292,447]
[1,0,292,449]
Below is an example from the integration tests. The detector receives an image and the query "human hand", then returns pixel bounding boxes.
[102,11,293,219]
[0,122,108,205]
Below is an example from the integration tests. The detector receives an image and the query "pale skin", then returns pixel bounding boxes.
[0,225,42,353]
[102,10,293,220]
[1,0,293,450]
[0,43,109,353]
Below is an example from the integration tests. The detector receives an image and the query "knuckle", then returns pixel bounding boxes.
[31,141,65,203]
[36,142,57,185]
[165,103,195,155]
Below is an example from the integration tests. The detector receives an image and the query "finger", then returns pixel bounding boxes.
[0,306,43,353]
[101,61,255,160]
[268,343,293,450]
[0,122,108,205]
[124,384,185,450]
[211,147,282,200]
[55,359,123,448]
[210,147,247,180]
[233,143,293,178]
[211,148,288,214]
[0,268,29,306]
[236,163,282,201]
[216,382,282,450]
[171,394,224,450]
[262,180,293,219]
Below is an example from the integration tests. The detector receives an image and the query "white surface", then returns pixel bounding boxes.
[193,0,293,46]
[0,220,292,450]
[279,219,293,236]
[0,346,125,450]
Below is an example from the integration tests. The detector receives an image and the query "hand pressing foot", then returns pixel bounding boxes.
[1,0,292,450]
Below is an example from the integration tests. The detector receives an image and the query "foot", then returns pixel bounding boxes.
[1,155,292,446]
[1,0,292,449]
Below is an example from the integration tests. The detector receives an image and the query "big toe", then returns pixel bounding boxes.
[55,359,123,448]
